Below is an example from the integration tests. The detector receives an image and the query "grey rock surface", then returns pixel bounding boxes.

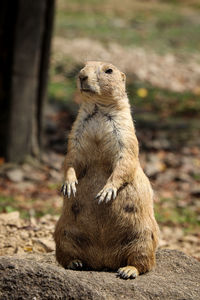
[0,249,200,300]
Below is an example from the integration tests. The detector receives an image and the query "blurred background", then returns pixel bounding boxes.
[0,0,199,259]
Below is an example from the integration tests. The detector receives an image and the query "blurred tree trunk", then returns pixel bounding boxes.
[0,0,55,163]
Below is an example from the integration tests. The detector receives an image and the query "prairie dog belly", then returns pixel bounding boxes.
[61,169,130,269]
[63,164,140,238]
[63,164,110,226]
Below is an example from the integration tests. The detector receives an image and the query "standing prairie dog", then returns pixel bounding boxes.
[54,61,159,279]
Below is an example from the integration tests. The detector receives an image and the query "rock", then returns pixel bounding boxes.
[41,152,63,171]
[145,153,166,177]
[191,186,200,197]
[151,139,170,150]
[15,181,35,191]
[0,250,200,300]
[0,211,20,226]
[49,169,61,181]
[164,153,181,168]
[156,169,176,184]
[175,173,192,182]
[6,168,24,182]
[32,238,55,252]
[23,170,46,182]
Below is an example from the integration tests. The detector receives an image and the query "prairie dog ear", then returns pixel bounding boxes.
[121,72,126,82]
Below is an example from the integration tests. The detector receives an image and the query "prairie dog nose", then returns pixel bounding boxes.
[79,74,88,83]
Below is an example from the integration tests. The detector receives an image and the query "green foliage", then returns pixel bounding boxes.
[48,58,82,103]
[127,81,200,117]
[192,173,200,181]
[55,0,200,54]
[47,183,61,190]
[155,197,200,231]
[0,194,60,219]
[48,80,76,103]
[0,195,16,213]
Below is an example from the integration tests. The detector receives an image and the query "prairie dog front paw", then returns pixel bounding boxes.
[61,179,78,198]
[62,167,78,198]
[95,184,117,204]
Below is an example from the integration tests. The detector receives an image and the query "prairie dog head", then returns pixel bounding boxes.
[77,61,126,104]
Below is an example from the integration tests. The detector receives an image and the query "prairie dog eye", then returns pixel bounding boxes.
[105,68,113,74]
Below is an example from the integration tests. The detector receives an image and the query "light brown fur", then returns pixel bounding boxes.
[54,61,159,279]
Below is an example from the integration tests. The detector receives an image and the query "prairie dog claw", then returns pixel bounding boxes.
[62,180,78,198]
[96,186,117,204]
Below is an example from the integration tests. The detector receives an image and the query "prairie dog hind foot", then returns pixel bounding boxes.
[67,259,84,270]
[117,266,139,280]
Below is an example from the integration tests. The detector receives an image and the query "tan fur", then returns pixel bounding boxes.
[54,61,159,279]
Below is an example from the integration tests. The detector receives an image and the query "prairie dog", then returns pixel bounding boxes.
[54,61,159,279]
